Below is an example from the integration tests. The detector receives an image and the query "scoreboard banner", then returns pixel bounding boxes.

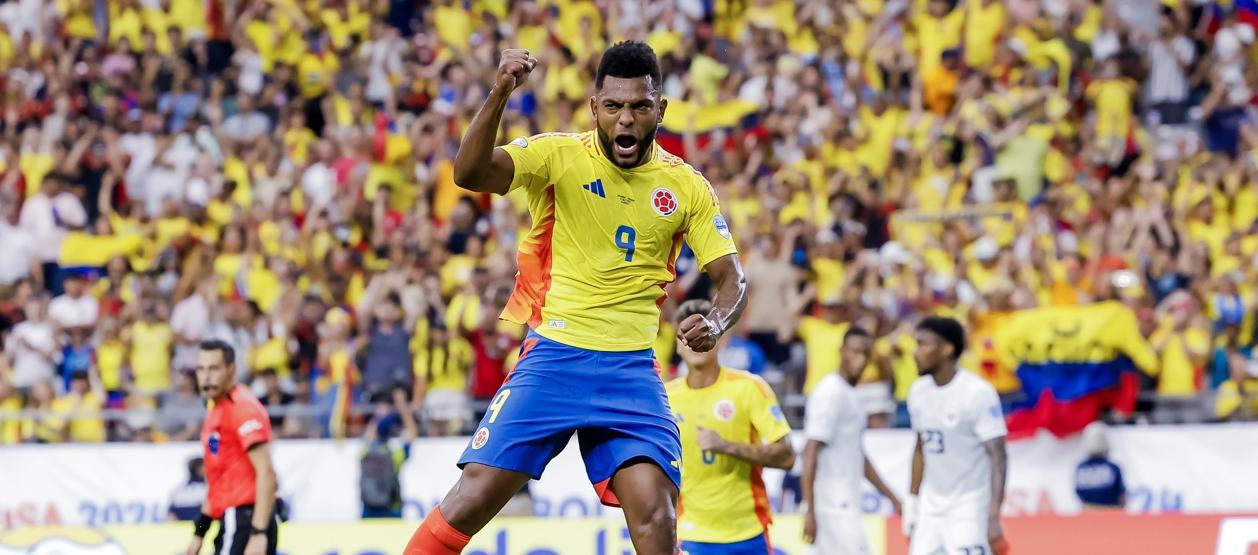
[4,426,1258,530]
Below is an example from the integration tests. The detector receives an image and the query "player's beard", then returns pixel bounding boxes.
[597,125,657,168]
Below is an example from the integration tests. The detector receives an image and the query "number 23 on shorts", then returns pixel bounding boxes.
[488,389,512,424]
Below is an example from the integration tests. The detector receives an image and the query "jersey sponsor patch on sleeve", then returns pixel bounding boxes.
[237,418,262,437]
[770,404,785,422]
[714,215,731,239]
[509,136,529,148]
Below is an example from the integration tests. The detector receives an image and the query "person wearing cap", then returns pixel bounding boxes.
[1073,422,1126,509]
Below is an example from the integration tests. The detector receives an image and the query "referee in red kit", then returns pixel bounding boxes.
[187,340,279,555]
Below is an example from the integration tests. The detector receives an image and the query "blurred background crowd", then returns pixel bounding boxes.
[2,0,1258,445]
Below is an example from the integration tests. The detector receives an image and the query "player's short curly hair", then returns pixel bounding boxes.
[595,41,662,90]
[918,316,966,360]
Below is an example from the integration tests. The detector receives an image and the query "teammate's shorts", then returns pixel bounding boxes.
[213,504,278,555]
[812,509,870,555]
[909,514,988,555]
[681,532,772,555]
[457,330,682,506]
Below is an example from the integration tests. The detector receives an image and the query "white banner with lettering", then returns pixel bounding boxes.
[0,440,362,529]
[4,425,1257,530]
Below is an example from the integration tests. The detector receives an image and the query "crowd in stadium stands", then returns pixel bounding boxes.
[2,0,1258,444]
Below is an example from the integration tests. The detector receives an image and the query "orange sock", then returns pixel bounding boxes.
[404,507,471,555]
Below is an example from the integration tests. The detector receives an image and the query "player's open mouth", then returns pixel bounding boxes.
[613,134,638,158]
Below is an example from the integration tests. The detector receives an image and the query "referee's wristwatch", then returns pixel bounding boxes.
[249,528,267,537]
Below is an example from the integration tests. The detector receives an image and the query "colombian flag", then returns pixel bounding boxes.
[655,99,764,161]
[1236,0,1258,29]
[998,302,1158,439]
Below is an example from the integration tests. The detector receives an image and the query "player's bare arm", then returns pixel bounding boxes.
[452,48,537,195]
[904,433,925,537]
[800,439,824,544]
[864,456,903,514]
[679,253,746,352]
[984,436,1008,546]
[696,425,794,469]
[245,442,278,555]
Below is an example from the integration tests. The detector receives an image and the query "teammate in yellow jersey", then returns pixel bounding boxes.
[667,299,795,555]
[405,42,747,555]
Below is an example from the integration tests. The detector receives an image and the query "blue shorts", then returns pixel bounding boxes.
[680,533,773,555]
[457,331,681,506]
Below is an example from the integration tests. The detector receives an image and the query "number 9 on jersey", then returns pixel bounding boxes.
[615,225,636,262]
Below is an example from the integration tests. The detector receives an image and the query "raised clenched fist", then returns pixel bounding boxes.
[496,49,538,93]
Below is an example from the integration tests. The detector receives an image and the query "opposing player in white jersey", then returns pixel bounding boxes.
[802,326,901,554]
[904,317,1008,555]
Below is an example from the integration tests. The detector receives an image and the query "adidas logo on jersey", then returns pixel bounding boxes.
[582,179,606,198]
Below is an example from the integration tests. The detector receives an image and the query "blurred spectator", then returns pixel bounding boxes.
[126,301,174,396]
[279,379,320,439]
[1215,348,1258,421]
[1150,292,1211,423]
[0,196,37,288]
[743,226,804,368]
[49,272,99,331]
[159,370,203,442]
[57,328,94,392]
[360,388,417,519]
[359,286,415,403]
[49,370,105,443]
[0,374,19,443]
[6,295,56,392]
[258,368,295,430]
[169,457,209,521]
[170,277,216,371]
[20,378,59,443]
[1074,423,1126,509]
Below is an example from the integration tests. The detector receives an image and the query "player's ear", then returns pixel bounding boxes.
[589,95,597,119]
[658,96,667,123]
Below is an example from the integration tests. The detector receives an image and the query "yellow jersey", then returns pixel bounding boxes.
[500,131,738,351]
[129,321,173,392]
[666,368,791,543]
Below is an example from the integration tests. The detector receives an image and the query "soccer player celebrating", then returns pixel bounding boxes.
[666,299,794,554]
[405,42,746,555]
[903,317,1009,555]
[801,326,901,554]
[187,340,279,555]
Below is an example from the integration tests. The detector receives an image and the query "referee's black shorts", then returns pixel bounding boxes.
[213,505,279,555]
